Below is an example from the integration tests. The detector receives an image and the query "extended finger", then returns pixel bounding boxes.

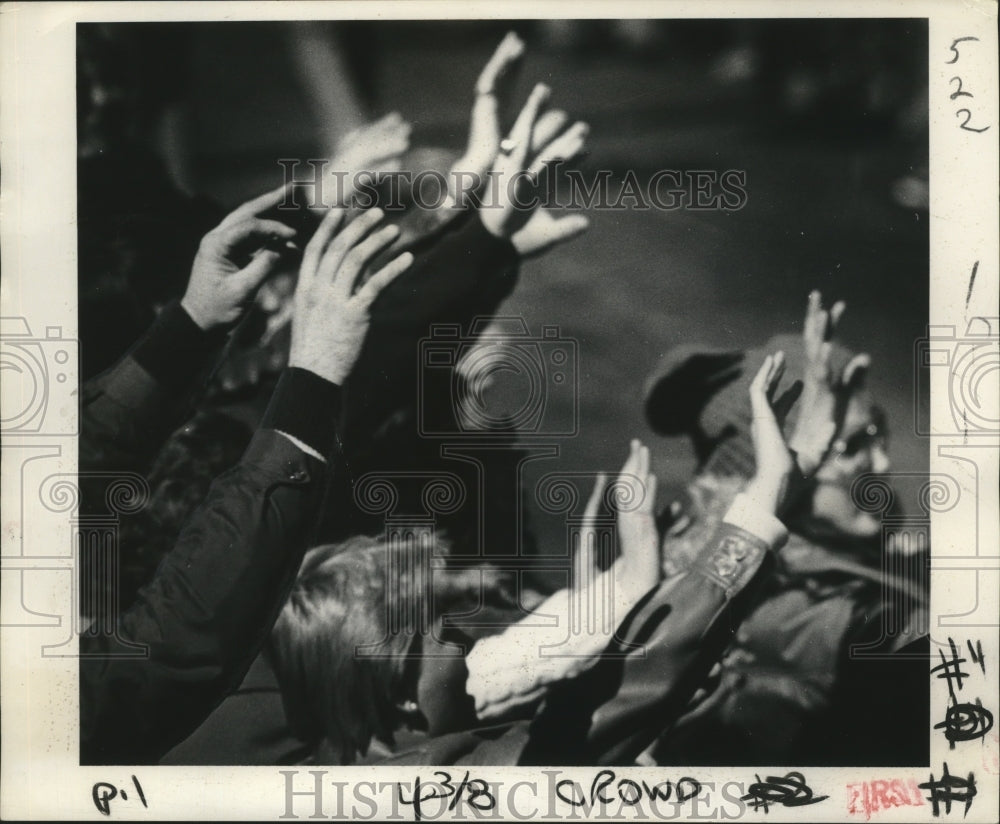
[331,223,401,298]
[476,31,525,95]
[619,438,640,480]
[841,352,871,389]
[527,121,589,179]
[829,300,846,331]
[222,181,294,227]
[317,208,385,282]
[636,442,650,482]
[803,290,823,352]
[640,472,658,515]
[234,248,285,294]
[765,351,786,404]
[219,217,297,256]
[530,109,570,153]
[506,83,551,167]
[577,472,606,588]
[550,213,590,243]
[352,251,414,309]
[300,206,346,283]
[749,354,773,404]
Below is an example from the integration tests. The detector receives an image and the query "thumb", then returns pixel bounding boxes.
[235,249,284,295]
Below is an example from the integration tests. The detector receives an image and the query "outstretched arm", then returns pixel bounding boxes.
[81,183,299,474]
[521,355,798,766]
[80,207,411,765]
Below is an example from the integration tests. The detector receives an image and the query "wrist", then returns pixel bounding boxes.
[180,295,221,333]
[287,352,349,387]
[478,208,508,240]
[743,473,786,516]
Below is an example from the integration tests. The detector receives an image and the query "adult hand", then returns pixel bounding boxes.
[511,207,590,258]
[611,439,661,598]
[478,82,589,241]
[744,352,800,516]
[332,112,412,201]
[572,440,660,627]
[182,183,298,331]
[788,291,871,474]
[288,207,413,385]
[447,31,525,207]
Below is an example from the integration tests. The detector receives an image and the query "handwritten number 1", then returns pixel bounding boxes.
[956,109,990,133]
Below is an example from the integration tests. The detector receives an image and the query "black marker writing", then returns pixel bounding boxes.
[741,771,828,813]
[919,763,977,817]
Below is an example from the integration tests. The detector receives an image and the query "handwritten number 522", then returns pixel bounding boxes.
[946,37,990,133]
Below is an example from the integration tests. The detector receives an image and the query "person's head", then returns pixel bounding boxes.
[269,535,509,763]
[644,333,891,542]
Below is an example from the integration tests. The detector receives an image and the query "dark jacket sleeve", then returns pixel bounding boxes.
[80,301,229,475]
[341,214,519,438]
[79,367,342,765]
[520,521,777,766]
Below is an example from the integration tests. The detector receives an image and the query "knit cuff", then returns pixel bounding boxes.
[130,302,228,392]
[260,367,342,460]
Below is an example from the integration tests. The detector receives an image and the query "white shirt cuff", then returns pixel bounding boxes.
[722,492,788,549]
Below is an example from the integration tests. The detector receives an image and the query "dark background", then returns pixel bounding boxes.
[78,19,929,558]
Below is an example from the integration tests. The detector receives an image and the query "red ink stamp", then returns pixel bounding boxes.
[847,778,925,820]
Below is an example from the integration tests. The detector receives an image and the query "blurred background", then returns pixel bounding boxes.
[77,19,929,560]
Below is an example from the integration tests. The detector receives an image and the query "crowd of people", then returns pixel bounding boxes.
[78,31,928,767]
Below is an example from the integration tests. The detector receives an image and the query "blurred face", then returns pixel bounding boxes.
[807,392,891,539]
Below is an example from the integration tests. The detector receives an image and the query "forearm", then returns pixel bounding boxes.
[523,495,787,766]
[80,301,229,473]
[341,212,520,439]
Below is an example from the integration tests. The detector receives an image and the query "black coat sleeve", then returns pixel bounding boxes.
[79,301,228,475]
[79,368,342,765]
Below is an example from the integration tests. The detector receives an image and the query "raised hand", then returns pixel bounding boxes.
[447,31,526,207]
[572,440,660,632]
[182,184,298,331]
[332,111,412,190]
[478,82,589,241]
[511,207,590,258]
[744,352,800,516]
[788,291,871,474]
[288,208,413,385]
[612,439,660,597]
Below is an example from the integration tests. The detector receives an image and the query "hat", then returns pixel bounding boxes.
[644,333,859,479]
